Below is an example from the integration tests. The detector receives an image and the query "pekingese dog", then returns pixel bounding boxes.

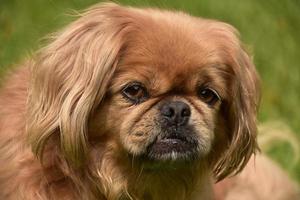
[0,3,298,200]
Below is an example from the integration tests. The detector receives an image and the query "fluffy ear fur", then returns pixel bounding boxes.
[213,42,260,181]
[27,3,130,166]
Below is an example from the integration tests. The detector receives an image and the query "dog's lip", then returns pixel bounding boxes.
[159,133,187,141]
[153,137,187,149]
[144,133,198,161]
[158,138,183,144]
[152,135,190,149]
[155,135,188,146]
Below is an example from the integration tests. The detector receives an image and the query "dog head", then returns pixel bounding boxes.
[27,3,260,182]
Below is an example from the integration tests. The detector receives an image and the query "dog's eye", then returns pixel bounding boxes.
[122,83,149,104]
[197,87,221,106]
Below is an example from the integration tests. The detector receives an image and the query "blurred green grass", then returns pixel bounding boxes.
[1,0,300,181]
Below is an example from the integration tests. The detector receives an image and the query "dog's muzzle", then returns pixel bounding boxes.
[144,100,199,162]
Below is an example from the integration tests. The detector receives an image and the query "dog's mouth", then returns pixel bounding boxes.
[144,133,199,162]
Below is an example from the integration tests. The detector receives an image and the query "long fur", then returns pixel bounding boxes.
[214,154,300,200]
[0,3,298,200]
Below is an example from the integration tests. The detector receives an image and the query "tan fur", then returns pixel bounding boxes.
[0,3,296,200]
[214,154,300,200]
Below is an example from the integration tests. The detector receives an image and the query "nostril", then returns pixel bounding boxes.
[160,101,191,126]
[162,106,175,118]
[181,107,191,118]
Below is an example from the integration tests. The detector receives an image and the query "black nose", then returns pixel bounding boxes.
[160,101,191,126]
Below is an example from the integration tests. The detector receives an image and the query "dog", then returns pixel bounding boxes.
[0,3,298,200]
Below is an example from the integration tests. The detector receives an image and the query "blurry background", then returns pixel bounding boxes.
[0,0,299,182]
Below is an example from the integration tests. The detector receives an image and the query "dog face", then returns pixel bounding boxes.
[27,3,259,181]
[96,27,228,165]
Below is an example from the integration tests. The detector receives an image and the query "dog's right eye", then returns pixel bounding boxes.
[122,82,149,104]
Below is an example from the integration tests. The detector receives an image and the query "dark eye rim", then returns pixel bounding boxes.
[197,87,221,106]
[121,82,149,104]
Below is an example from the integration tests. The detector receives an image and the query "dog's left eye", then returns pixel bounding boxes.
[197,87,221,106]
[122,82,149,104]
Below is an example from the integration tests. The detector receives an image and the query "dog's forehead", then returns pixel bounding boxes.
[116,10,238,92]
[122,16,202,68]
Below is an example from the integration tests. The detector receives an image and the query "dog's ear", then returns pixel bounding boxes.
[212,36,260,181]
[27,3,131,166]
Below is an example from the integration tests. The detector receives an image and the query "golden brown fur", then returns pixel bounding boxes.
[214,155,300,200]
[0,3,297,200]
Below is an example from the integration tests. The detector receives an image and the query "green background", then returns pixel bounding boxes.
[1,0,299,182]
